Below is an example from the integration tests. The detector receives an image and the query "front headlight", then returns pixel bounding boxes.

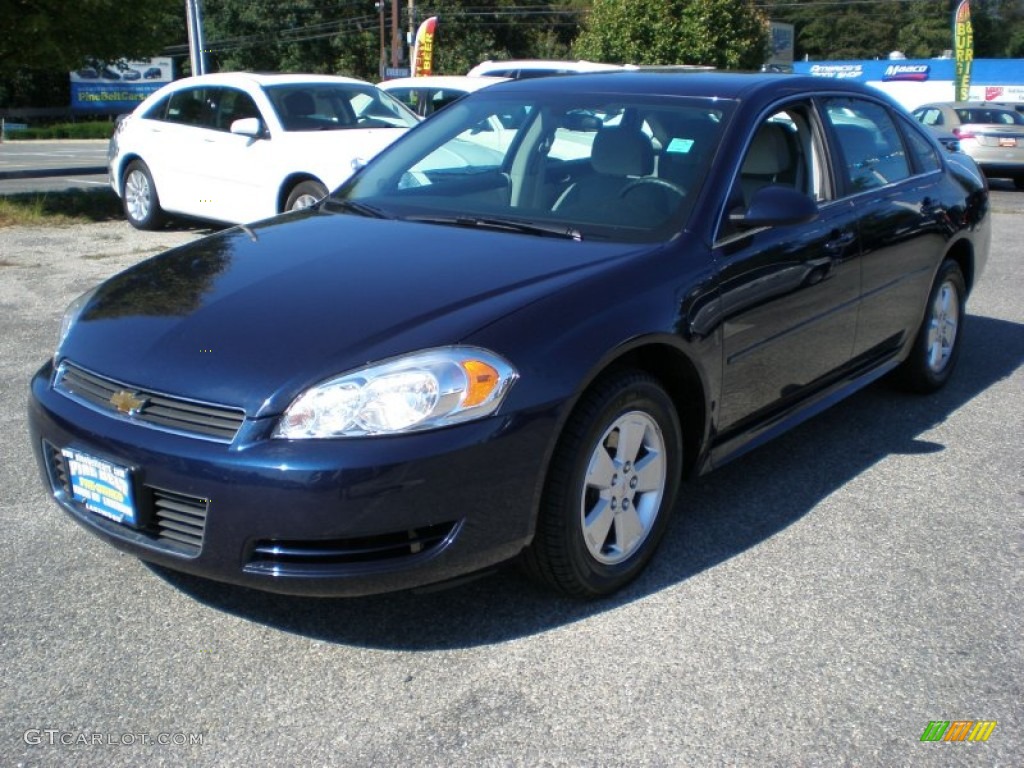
[273,346,518,439]
[55,285,99,361]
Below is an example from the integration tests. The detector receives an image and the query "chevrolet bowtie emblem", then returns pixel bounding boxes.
[110,389,147,415]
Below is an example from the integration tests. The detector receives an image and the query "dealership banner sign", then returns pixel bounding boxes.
[412,17,438,77]
[70,58,172,113]
[954,1,974,101]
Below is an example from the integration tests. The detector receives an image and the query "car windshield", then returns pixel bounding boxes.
[264,83,419,131]
[330,90,732,243]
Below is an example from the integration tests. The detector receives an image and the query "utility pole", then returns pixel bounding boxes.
[376,1,386,79]
[407,0,416,59]
[185,0,207,76]
[391,0,400,69]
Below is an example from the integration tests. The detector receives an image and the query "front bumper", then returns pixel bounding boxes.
[28,362,555,596]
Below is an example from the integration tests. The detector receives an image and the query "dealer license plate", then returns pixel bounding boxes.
[61,448,137,526]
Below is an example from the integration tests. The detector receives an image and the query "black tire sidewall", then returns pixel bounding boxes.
[903,259,967,392]
[285,180,328,211]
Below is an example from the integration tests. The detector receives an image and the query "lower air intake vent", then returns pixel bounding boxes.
[246,522,458,574]
[151,487,209,556]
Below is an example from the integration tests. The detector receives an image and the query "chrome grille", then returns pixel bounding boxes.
[55,362,245,442]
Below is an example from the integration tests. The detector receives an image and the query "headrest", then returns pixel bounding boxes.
[591,128,654,176]
[743,123,793,175]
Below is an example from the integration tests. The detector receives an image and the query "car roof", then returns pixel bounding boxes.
[378,75,509,91]
[921,101,1017,109]
[478,71,884,101]
[164,72,372,89]
[468,59,625,76]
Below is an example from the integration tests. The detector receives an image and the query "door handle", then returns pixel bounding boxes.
[825,230,856,252]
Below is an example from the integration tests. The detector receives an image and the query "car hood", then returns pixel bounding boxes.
[64,210,646,416]
[276,128,408,188]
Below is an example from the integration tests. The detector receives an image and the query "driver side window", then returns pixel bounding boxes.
[718,102,824,242]
[737,108,819,207]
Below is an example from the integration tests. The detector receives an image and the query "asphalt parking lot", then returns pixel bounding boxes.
[1,185,1021,767]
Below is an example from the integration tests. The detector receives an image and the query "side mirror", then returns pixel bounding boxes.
[230,117,266,138]
[730,184,819,229]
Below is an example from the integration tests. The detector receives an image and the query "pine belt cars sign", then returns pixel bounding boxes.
[70,58,172,114]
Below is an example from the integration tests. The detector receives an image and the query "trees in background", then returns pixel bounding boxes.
[3,0,1024,109]
[767,0,1024,60]
[0,0,183,77]
[574,0,770,69]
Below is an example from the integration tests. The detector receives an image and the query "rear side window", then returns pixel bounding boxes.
[913,107,944,127]
[899,116,941,174]
[824,98,910,193]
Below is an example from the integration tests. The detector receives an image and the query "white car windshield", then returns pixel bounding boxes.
[331,90,732,243]
[264,83,419,131]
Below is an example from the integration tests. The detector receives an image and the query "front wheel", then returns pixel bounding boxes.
[285,180,328,212]
[521,371,683,598]
[122,160,165,230]
[894,259,967,392]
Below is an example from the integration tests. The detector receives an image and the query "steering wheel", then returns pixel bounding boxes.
[619,177,686,200]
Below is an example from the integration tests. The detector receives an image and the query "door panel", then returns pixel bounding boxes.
[715,103,861,433]
[716,199,861,431]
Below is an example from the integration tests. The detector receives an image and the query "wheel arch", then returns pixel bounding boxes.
[535,338,710,515]
[944,235,976,295]
[113,152,144,196]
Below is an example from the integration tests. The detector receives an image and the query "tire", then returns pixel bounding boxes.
[894,259,967,393]
[284,180,328,212]
[521,370,683,598]
[122,160,165,230]
[1014,176,1024,190]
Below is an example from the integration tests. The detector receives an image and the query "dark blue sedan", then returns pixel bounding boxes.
[28,73,990,598]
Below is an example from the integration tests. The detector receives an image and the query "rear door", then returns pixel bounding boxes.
[820,97,946,360]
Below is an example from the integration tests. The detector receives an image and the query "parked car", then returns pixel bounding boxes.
[378,75,508,118]
[107,72,419,229]
[467,59,626,79]
[31,73,989,599]
[912,101,1024,188]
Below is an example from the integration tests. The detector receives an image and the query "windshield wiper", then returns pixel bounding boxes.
[324,199,391,219]
[406,215,582,241]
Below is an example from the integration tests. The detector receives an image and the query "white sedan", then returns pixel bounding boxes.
[109,72,420,229]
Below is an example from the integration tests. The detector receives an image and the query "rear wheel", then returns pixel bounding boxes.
[894,259,966,392]
[122,160,165,230]
[285,180,327,212]
[521,371,683,598]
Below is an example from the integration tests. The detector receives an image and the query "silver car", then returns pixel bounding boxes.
[912,101,1024,188]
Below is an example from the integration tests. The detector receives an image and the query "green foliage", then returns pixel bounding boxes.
[767,0,1024,60]
[574,0,771,69]
[0,188,122,228]
[0,0,184,77]
[4,121,114,140]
